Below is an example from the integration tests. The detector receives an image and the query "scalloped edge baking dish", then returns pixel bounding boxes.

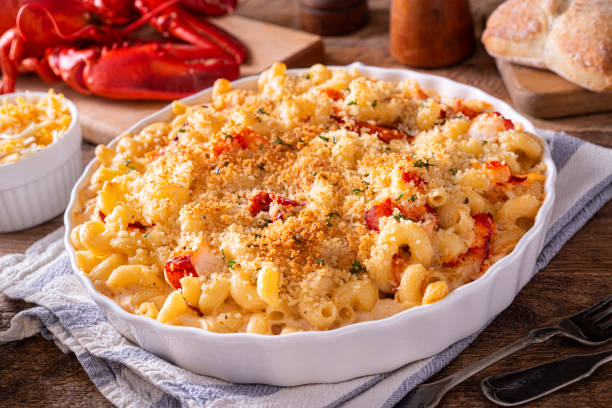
[64,63,556,386]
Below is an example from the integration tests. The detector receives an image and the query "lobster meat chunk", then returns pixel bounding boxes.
[484,160,527,184]
[165,254,198,289]
[248,191,305,216]
[364,198,437,232]
[401,169,427,191]
[444,213,496,281]
[212,128,266,155]
[164,245,223,289]
[331,115,413,144]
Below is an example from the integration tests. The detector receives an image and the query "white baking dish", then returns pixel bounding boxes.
[64,64,556,386]
[1,92,81,232]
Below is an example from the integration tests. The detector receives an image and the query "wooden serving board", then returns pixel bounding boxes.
[15,15,325,145]
[496,59,612,119]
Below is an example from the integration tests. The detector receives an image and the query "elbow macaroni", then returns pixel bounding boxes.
[69,63,546,334]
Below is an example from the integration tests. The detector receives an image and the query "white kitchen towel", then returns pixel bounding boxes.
[1,130,610,408]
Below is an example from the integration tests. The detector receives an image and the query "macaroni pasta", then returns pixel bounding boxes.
[70,63,546,334]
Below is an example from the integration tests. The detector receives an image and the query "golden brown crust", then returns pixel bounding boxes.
[545,0,612,90]
[71,64,547,333]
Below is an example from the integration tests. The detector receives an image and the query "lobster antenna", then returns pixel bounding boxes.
[16,4,99,42]
[121,0,182,35]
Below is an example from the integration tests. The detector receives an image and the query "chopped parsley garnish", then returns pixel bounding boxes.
[275,136,293,148]
[312,171,317,176]
[351,188,365,195]
[410,194,417,202]
[257,107,269,115]
[396,193,404,201]
[202,215,207,220]
[318,134,329,142]
[325,212,340,227]
[123,160,136,171]
[223,134,233,139]
[347,101,357,106]
[214,167,221,175]
[482,140,488,145]
[464,198,469,204]
[292,234,303,243]
[258,219,273,229]
[393,214,409,221]
[254,234,262,238]
[332,134,337,144]
[349,260,366,275]
[221,249,237,270]
[305,74,311,80]
[257,163,265,170]
[449,168,458,175]
[413,158,436,168]
[362,180,370,186]
[178,128,186,133]
[143,232,151,238]
[371,100,377,108]
[316,257,325,265]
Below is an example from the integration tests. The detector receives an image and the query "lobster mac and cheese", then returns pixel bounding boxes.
[70,63,546,334]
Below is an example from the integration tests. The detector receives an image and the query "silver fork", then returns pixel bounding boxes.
[396,294,612,408]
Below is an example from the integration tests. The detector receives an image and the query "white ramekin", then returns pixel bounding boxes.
[65,64,556,386]
[0,92,82,232]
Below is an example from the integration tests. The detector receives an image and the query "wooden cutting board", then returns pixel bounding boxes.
[496,59,612,119]
[14,15,324,145]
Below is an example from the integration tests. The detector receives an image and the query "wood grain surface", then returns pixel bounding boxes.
[496,59,612,119]
[1,1,611,407]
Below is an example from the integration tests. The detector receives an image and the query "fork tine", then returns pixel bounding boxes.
[579,294,612,319]
[603,322,612,333]
[591,305,612,324]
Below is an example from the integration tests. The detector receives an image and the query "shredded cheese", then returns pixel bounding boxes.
[0,89,71,164]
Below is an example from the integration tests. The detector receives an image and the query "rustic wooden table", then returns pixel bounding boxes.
[1,1,610,407]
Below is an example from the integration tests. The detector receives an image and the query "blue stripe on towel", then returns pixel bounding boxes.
[150,394,181,408]
[77,352,123,389]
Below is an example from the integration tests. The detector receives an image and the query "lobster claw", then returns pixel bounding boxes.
[47,42,239,100]
[179,0,238,16]
[136,0,248,64]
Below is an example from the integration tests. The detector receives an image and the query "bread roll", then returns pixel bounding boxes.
[482,0,612,92]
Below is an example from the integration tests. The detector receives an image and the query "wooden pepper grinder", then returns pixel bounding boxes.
[390,0,474,67]
[300,0,369,36]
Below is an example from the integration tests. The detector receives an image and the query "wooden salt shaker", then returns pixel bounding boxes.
[300,0,369,36]
[390,0,474,67]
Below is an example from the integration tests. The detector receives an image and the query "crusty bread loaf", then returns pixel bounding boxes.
[482,0,612,92]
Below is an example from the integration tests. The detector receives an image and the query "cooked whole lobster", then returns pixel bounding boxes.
[0,0,247,100]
